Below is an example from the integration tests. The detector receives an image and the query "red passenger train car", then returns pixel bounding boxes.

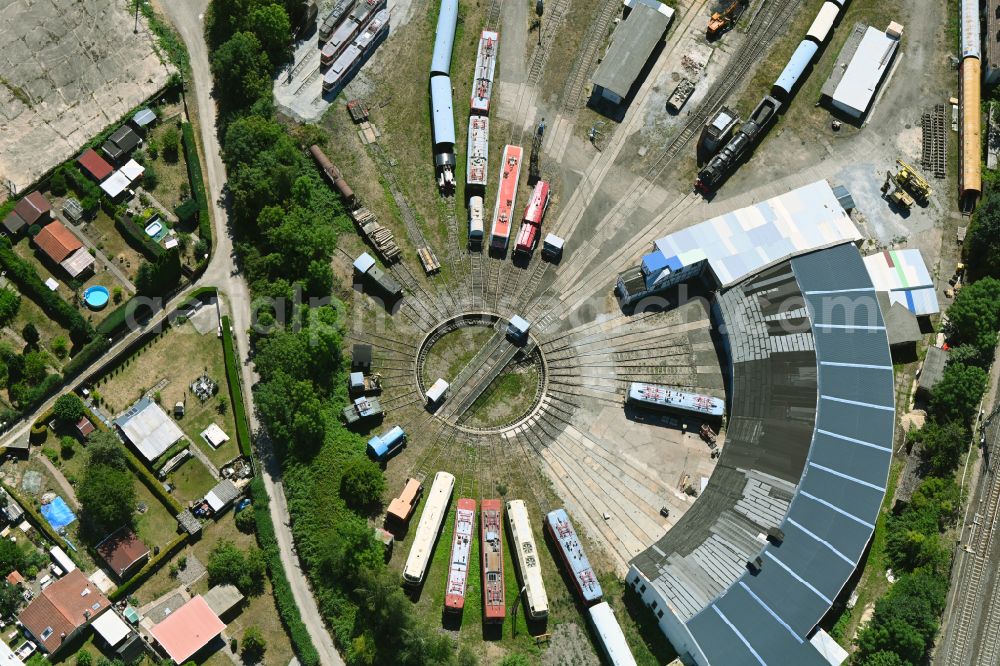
[513,180,550,257]
[490,145,523,253]
[481,499,506,622]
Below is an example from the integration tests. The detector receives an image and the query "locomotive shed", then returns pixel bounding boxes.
[309,0,955,660]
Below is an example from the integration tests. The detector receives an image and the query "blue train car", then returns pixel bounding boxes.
[430,0,458,76]
[773,40,818,96]
[367,425,406,460]
[545,508,603,605]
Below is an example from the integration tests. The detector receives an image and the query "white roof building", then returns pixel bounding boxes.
[828,25,900,118]
[205,479,240,513]
[200,424,230,449]
[353,252,376,274]
[426,379,449,403]
[49,546,76,575]
[863,248,940,316]
[91,610,131,648]
[60,248,95,278]
[100,171,131,199]
[119,159,145,183]
[115,397,185,461]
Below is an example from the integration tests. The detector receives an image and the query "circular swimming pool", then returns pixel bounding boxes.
[83,285,110,310]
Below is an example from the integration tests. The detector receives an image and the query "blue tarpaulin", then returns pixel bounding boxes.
[40,497,76,530]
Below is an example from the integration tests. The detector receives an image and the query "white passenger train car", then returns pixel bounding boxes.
[402,471,455,586]
[467,116,489,188]
[588,602,637,666]
[505,499,548,619]
[469,196,485,245]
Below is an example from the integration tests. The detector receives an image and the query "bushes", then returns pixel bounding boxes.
[63,337,111,377]
[114,215,164,260]
[249,476,320,666]
[0,238,93,343]
[181,123,212,252]
[221,316,252,456]
[175,198,199,224]
[117,437,183,514]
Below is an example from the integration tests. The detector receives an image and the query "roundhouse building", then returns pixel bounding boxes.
[626,186,894,665]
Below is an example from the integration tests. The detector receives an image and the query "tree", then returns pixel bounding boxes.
[0,539,25,575]
[248,4,292,69]
[53,393,85,424]
[21,323,38,347]
[75,652,93,666]
[340,457,385,510]
[143,161,159,190]
[49,169,68,197]
[207,540,265,595]
[241,626,267,664]
[966,187,1000,279]
[0,288,21,327]
[161,126,181,163]
[943,277,1000,365]
[0,582,20,619]
[858,650,906,666]
[21,352,47,384]
[51,336,68,359]
[234,508,255,533]
[500,656,531,666]
[916,420,969,476]
[930,362,989,426]
[210,32,272,114]
[77,434,136,537]
[136,249,182,296]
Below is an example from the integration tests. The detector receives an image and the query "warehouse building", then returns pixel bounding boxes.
[590,0,674,106]
[820,22,902,119]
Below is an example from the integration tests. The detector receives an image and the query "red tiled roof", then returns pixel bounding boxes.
[13,192,51,226]
[34,221,82,263]
[18,569,109,653]
[76,417,95,437]
[77,149,113,182]
[96,528,149,578]
[149,596,225,663]
[6,571,23,586]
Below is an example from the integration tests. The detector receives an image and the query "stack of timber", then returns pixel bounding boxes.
[351,207,402,263]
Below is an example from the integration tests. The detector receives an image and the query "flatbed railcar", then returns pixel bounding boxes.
[444,498,476,612]
[402,471,455,586]
[490,145,523,253]
[513,180,550,257]
[481,499,506,622]
[544,508,602,605]
[506,499,548,619]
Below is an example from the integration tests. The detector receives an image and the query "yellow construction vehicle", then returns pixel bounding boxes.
[881,171,914,210]
[707,0,746,39]
[895,159,932,201]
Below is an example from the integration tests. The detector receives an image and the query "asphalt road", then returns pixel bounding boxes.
[141,2,345,663]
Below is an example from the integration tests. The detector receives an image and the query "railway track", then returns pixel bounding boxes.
[941,417,1000,666]
[526,0,571,86]
[560,0,620,114]
[437,337,520,422]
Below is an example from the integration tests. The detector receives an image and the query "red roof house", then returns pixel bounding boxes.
[77,149,114,182]
[34,221,82,263]
[96,527,150,579]
[149,595,225,663]
[18,569,110,654]
[13,192,51,226]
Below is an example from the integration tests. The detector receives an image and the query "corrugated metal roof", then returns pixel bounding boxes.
[430,75,456,146]
[774,40,818,94]
[591,1,674,99]
[830,26,899,116]
[631,244,893,666]
[863,249,939,315]
[652,180,860,288]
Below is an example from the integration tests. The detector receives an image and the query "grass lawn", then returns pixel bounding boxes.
[80,209,143,282]
[168,456,217,504]
[421,326,497,385]
[94,320,238,462]
[7,283,71,354]
[145,118,190,213]
[135,478,180,550]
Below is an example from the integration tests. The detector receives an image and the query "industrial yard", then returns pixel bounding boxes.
[0,0,983,662]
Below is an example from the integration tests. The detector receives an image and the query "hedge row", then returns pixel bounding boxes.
[21,374,64,412]
[115,215,164,260]
[250,476,320,666]
[110,532,189,601]
[113,429,184,515]
[151,439,190,473]
[181,123,212,249]
[96,300,134,338]
[63,337,112,378]
[0,238,94,342]
[220,316,252,457]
